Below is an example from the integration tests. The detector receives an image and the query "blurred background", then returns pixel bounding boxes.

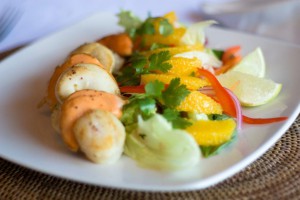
[0,0,299,53]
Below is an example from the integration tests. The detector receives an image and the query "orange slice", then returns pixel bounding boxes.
[177,91,222,114]
[167,57,201,76]
[186,118,236,146]
[141,74,210,90]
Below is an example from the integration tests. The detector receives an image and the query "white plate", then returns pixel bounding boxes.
[0,12,299,192]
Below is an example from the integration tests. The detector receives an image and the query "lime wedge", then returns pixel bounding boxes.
[231,47,266,78]
[217,71,282,107]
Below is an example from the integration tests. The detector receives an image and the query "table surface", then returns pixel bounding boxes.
[0,48,300,199]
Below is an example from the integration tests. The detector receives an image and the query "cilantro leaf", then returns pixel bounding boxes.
[121,95,156,125]
[159,18,174,36]
[163,109,192,129]
[148,51,172,73]
[116,66,140,86]
[117,10,142,37]
[138,97,157,119]
[150,43,169,50]
[162,78,190,108]
[211,49,224,60]
[200,128,237,158]
[130,53,148,74]
[116,51,172,85]
[137,18,155,35]
[145,81,165,98]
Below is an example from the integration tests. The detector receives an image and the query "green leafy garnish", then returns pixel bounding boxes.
[117,10,142,37]
[121,94,157,126]
[150,43,169,50]
[137,98,157,118]
[148,51,172,72]
[121,78,190,129]
[145,80,165,98]
[116,51,172,86]
[159,18,174,36]
[130,53,148,75]
[163,108,192,129]
[161,78,190,108]
[115,66,140,86]
[136,18,155,35]
[212,49,224,60]
[117,10,174,39]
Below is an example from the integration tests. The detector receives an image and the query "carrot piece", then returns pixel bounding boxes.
[120,85,146,93]
[222,45,241,63]
[47,53,104,109]
[98,33,133,56]
[215,55,242,75]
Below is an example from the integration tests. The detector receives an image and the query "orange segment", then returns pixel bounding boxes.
[167,57,201,76]
[142,27,186,47]
[186,118,236,146]
[141,74,210,90]
[163,11,177,25]
[46,53,104,109]
[177,91,222,114]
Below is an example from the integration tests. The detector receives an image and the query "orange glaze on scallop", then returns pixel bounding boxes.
[60,89,125,151]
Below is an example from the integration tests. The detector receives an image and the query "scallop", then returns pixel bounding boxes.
[73,109,126,164]
[55,63,120,103]
[71,42,115,73]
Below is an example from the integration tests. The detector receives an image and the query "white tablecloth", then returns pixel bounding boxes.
[1,0,299,52]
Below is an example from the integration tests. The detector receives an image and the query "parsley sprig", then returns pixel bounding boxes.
[121,79,191,129]
[116,51,172,86]
[117,10,174,39]
[148,51,172,72]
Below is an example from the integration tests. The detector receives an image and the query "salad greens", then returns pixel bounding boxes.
[117,51,172,86]
[124,114,200,170]
[180,20,217,45]
[121,78,191,129]
[116,10,238,170]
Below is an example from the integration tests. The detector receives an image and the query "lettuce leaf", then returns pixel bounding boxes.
[124,114,200,170]
[180,20,217,45]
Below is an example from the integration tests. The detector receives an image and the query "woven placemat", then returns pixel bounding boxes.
[0,115,299,200]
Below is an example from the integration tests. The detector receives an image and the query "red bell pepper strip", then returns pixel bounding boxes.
[120,85,146,93]
[120,84,169,94]
[197,69,237,117]
[242,115,288,124]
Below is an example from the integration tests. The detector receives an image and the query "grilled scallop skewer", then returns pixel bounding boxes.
[46,36,133,163]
